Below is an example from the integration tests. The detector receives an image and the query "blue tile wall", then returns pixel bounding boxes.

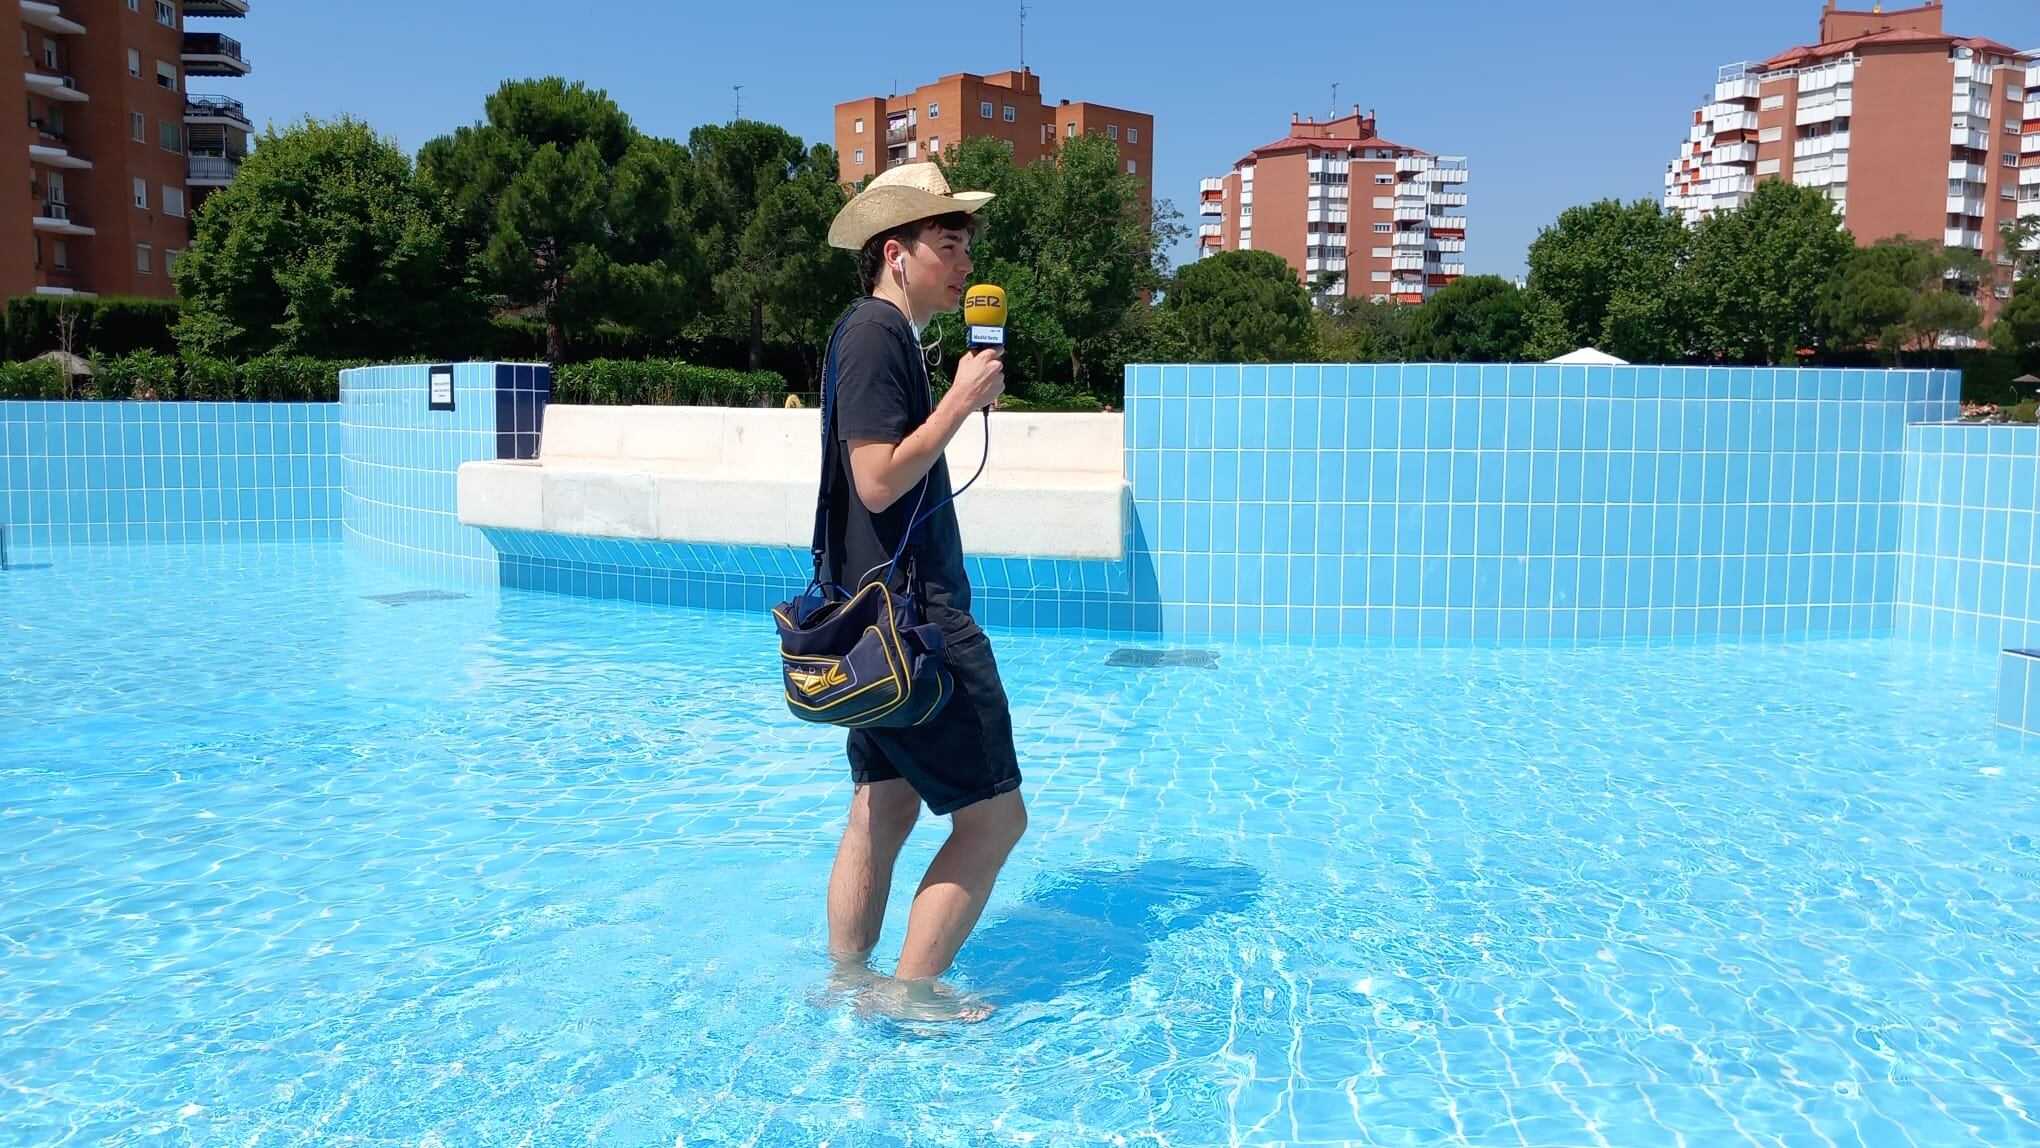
[1124,364,1956,644]
[1996,650,2040,751]
[0,401,338,549]
[1898,423,2040,653]
[340,363,549,583]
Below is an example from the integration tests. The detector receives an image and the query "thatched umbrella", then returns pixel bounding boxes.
[32,350,93,377]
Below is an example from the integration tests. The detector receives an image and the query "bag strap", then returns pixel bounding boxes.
[810,299,932,581]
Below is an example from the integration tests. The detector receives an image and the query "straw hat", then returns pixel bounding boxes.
[828,162,993,251]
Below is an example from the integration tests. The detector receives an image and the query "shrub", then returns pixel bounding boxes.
[2007,400,2038,424]
[553,359,788,407]
[2,296,180,360]
[239,356,355,402]
[92,350,178,400]
[0,359,66,399]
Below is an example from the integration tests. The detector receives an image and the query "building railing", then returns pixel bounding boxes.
[185,94,248,121]
[182,32,244,61]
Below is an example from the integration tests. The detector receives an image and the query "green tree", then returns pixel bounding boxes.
[1314,297,1415,362]
[1157,249,1314,362]
[172,116,478,361]
[1995,276,2040,374]
[2001,217,2040,282]
[1403,275,1535,362]
[936,133,1178,391]
[1525,198,1692,361]
[1817,238,1985,364]
[418,77,698,363]
[1682,180,1854,364]
[688,121,848,372]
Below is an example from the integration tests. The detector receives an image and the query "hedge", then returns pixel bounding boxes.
[0,354,362,401]
[2,296,181,361]
[552,359,789,407]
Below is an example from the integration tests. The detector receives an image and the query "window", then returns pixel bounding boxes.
[928,136,939,153]
[980,100,993,118]
[853,117,863,133]
[853,147,864,164]
[2007,153,2021,167]
[1757,158,1782,175]
[2005,186,2018,200]
[1372,247,1390,257]
[1374,173,1393,185]
[2008,122,2024,135]
[1128,128,1138,144]
[1066,122,1076,137]
[156,0,175,27]
[1373,222,1392,233]
[156,60,177,90]
[131,112,145,141]
[1373,196,1393,209]
[159,121,182,153]
[1762,94,1785,111]
[127,0,138,10]
[1003,105,1015,122]
[1759,126,1784,143]
[1372,271,1391,282]
[1107,124,1118,140]
[52,239,68,270]
[133,177,147,209]
[1127,160,1136,174]
[928,101,939,118]
[136,244,152,274]
[42,37,56,69]
[128,48,140,77]
[164,186,184,217]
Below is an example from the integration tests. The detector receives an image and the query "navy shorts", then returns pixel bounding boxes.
[847,630,1021,815]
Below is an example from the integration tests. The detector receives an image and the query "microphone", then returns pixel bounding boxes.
[963,284,1006,353]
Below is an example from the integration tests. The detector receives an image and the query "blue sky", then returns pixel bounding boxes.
[221,0,2040,278]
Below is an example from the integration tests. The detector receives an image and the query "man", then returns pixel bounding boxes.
[818,163,1026,1016]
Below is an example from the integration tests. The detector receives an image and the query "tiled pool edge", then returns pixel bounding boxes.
[1997,649,2040,752]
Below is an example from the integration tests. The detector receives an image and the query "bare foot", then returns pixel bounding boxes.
[854,975,996,1023]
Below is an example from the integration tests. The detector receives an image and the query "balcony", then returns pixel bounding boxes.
[182,0,251,14]
[1952,160,1989,182]
[1433,236,1467,254]
[185,95,251,128]
[1200,197,1223,216]
[33,201,92,236]
[1954,95,1994,121]
[1946,227,1984,249]
[1711,110,1762,136]
[2027,99,2040,124]
[24,72,87,103]
[2023,200,2040,220]
[1715,75,1762,103]
[1796,97,1853,125]
[188,150,241,185]
[1947,195,1988,217]
[2026,135,2040,154]
[1798,60,1857,92]
[1391,254,1425,272]
[1197,223,1221,240]
[1392,229,1428,247]
[1396,155,1431,174]
[1440,262,1467,277]
[21,1,86,35]
[1431,216,1468,232]
[27,143,90,171]
[1428,191,1468,208]
[1394,206,1427,222]
[1795,132,1851,159]
[2023,166,2040,186]
[1710,141,1759,164]
[182,32,251,77]
[1953,126,1990,151]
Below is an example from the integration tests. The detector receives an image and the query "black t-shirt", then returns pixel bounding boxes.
[822,298,981,642]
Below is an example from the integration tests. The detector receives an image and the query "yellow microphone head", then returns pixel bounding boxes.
[963,284,1006,348]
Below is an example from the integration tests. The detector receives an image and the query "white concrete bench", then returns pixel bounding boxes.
[457,405,1127,560]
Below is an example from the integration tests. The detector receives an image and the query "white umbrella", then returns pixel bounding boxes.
[1545,347,1628,365]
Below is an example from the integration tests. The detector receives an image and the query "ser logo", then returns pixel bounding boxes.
[965,293,1003,311]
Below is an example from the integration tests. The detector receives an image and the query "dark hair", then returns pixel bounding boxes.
[857,211,981,294]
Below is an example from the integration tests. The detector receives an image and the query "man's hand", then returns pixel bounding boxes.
[944,349,1006,414]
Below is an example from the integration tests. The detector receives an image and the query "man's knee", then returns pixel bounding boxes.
[953,789,1026,853]
[853,779,922,842]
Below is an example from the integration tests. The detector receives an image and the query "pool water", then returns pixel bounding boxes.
[6,543,2040,1147]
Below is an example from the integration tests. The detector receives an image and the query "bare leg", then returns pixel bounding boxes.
[826,778,922,962]
[893,789,1028,983]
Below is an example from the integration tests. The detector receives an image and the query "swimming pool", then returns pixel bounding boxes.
[6,542,2039,1146]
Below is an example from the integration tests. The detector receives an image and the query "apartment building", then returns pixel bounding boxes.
[5,0,253,301]
[1197,109,1468,306]
[833,67,1152,205]
[1665,1,2037,295]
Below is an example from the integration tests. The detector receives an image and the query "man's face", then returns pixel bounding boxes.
[898,223,973,315]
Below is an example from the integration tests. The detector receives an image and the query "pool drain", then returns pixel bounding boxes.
[1106,648,1219,669]
[363,590,472,606]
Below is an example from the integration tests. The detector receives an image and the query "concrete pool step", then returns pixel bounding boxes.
[455,404,1129,560]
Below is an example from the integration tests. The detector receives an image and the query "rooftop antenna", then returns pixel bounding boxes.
[733,84,743,120]
[1331,81,1339,118]
[1019,1,1029,69]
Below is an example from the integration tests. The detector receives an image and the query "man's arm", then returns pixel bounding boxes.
[847,349,1006,513]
